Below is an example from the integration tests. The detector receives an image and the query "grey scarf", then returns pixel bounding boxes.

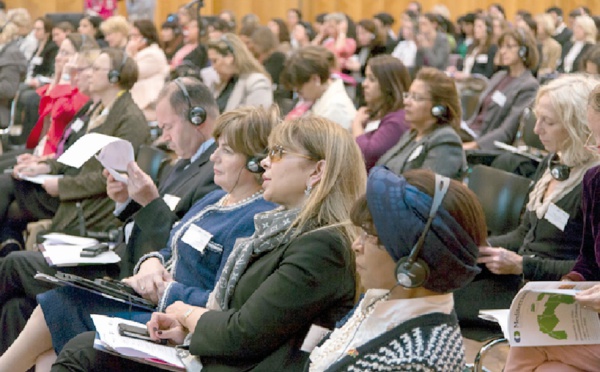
[207,207,300,311]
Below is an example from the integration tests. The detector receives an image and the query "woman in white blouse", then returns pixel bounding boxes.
[557,15,596,73]
[391,10,418,73]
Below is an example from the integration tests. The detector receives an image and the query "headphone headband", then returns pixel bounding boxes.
[173,78,207,126]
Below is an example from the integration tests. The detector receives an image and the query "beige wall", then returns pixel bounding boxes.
[4,0,599,28]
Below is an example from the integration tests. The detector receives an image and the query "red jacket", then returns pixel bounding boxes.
[26,84,89,155]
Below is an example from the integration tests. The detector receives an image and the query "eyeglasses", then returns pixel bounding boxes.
[402,92,432,102]
[584,132,600,154]
[268,145,316,162]
[359,229,380,247]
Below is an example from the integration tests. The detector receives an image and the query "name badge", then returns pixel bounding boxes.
[163,194,181,211]
[364,119,381,133]
[181,224,213,254]
[408,144,424,162]
[300,324,330,352]
[544,203,570,232]
[31,56,42,66]
[475,54,488,64]
[71,118,85,133]
[491,90,507,107]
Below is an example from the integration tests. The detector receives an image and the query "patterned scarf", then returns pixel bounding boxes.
[207,207,300,311]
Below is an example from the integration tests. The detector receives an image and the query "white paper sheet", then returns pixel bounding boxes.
[41,233,98,246]
[91,314,184,369]
[57,133,134,170]
[18,174,64,185]
[40,243,121,267]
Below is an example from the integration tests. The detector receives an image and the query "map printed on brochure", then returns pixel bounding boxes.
[480,281,600,347]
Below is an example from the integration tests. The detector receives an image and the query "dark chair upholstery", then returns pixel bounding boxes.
[467,165,533,236]
[136,145,169,184]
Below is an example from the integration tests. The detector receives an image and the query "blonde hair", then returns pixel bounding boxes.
[208,33,269,79]
[100,15,130,37]
[574,15,597,44]
[535,13,556,37]
[0,8,31,44]
[268,116,367,242]
[535,74,600,166]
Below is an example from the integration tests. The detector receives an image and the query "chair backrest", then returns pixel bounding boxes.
[518,107,544,151]
[136,145,169,184]
[467,165,533,236]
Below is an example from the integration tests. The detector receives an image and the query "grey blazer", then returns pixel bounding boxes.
[223,72,273,112]
[466,69,539,150]
[376,126,466,180]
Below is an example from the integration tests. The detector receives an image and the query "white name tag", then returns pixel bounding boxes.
[408,144,423,162]
[71,118,84,133]
[162,194,181,211]
[491,90,507,107]
[181,224,213,254]
[544,203,570,232]
[363,119,381,133]
[300,324,330,352]
[475,54,488,64]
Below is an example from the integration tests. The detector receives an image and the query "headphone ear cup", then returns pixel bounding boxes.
[431,104,447,119]
[189,106,207,126]
[108,70,120,84]
[395,256,430,288]
[245,156,266,173]
[519,45,527,60]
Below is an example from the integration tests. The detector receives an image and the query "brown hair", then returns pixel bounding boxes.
[468,16,494,55]
[582,44,600,72]
[250,26,279,56]
[65,32,99,52]
[366,55,411,118]
[133,19,159,46]
[498,27,540,70]
[415,67,461,130]
[101,48,138,90]
[357,19,385,48]
[213,106,279,183]
[280,45,332,89]
[351,169,488,246]
[589,84,600,112]
[208,33,269,78]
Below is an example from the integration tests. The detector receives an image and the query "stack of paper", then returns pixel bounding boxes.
[39,233,120,267]
[91,314,184,371]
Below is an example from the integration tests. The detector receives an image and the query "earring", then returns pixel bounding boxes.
[305,185,313,196]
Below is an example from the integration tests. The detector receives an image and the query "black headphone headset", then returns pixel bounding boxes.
[431,104,448,121]
[245,154,266,173]
[515,28,528,61]
[108,53,128,84]
[395,174,450,288]
[173,78,207,126]
[548,153,571,181]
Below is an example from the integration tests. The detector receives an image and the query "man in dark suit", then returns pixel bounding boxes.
[547,7,572,50]
[0,78,220,355]
[109,78,220,273]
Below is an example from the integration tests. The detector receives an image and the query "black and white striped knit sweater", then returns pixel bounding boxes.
[322,312,466,372]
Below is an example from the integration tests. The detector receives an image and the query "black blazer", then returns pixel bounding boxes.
[557,42,592,73]
[121,143,219,270]
[31,40,58,78]
[470,44,498,79]
[552,27,573,50]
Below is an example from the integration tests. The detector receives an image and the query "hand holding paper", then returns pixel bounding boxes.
[127,161,159,207]
[104,169,129,203]
[575,284,600,313]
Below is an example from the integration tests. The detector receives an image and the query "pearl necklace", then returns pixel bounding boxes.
[218,191,263,208]
[309,291,391,370]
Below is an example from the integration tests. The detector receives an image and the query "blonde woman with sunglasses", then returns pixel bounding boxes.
[50,115,366,372]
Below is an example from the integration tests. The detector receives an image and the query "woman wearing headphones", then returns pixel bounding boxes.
[454,74,600,328]
[0,106,279,371]
[309,167,485,371]
[462,27,539,151]
[375,67,466,180]
[207,33,273,113]
[502,82,600,372]
[126,19,169,122]
[447,15,498,80]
